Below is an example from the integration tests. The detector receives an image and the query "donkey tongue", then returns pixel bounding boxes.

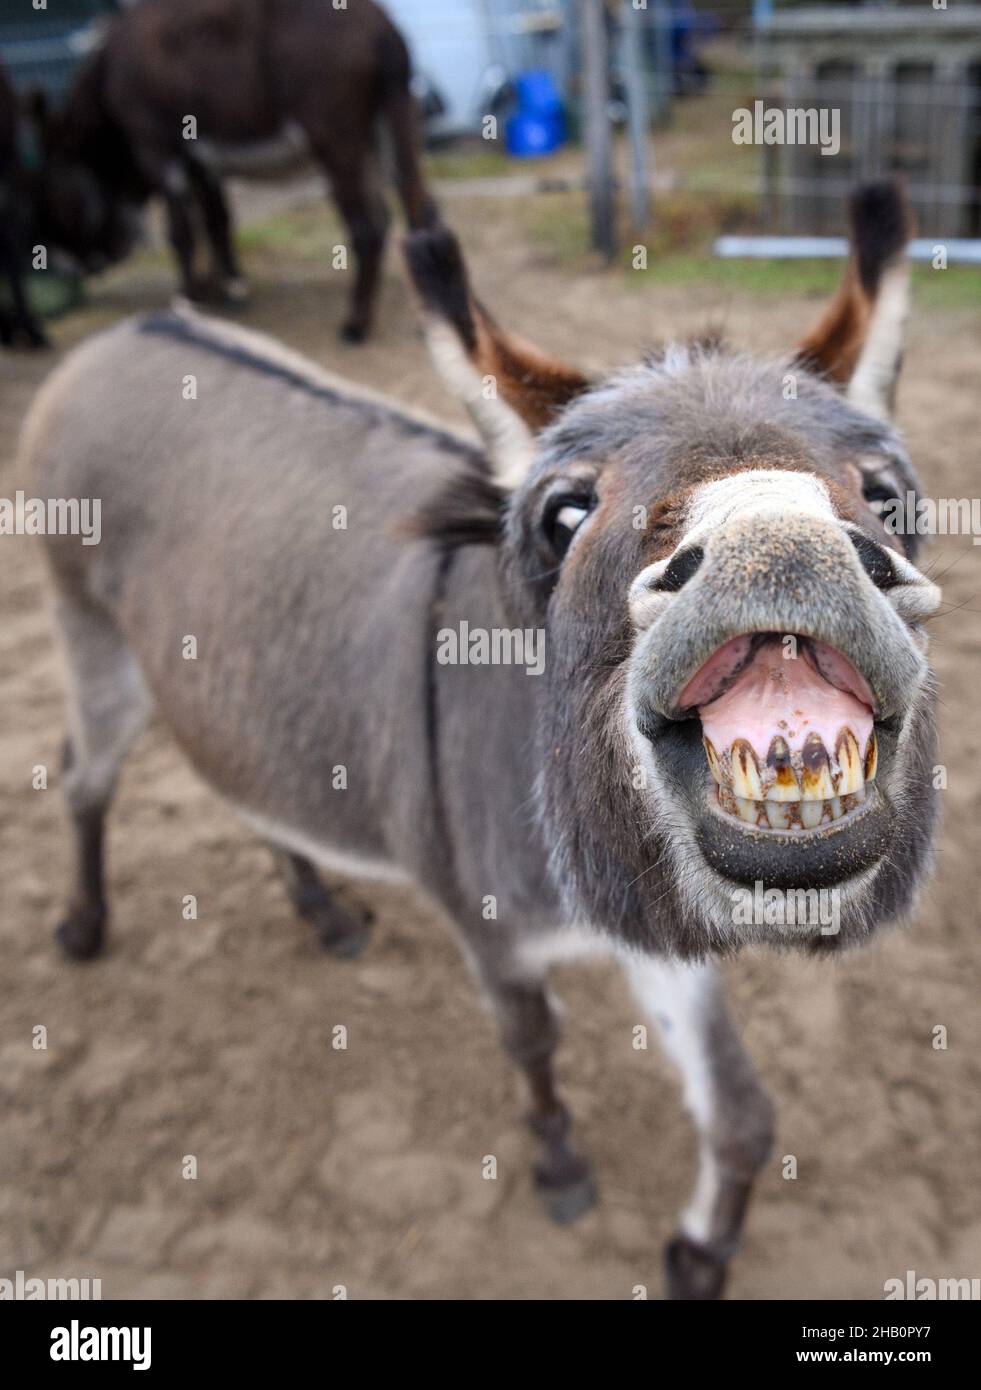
[697,637,874,770]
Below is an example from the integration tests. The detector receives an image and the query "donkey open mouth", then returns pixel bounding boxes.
[670,632,890,890]
[691,633,876,830]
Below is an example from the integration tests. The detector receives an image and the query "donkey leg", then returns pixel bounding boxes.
[624,957,775,1300]
[0,225,48,349]
[185,157,247,303]
[466,943,597,1224]
[3,263,48,349]
[53,597,152,960]
[148,157,206,302]
[270,848,371,959]
[314,142,390,344]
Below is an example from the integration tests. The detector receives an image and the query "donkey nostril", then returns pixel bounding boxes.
[652,544,705,593]
[849,531,896,590]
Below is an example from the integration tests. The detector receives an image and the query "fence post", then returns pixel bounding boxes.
[581,0,616,260]
[621,0,652,232]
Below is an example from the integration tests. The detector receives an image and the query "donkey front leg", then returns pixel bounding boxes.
[625,957,775,1300]
[466,941,597,1225]
[139,153,205,303]
[185,156,248,304]
[1,260,49,349]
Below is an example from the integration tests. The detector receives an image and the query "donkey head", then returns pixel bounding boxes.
[28,88,141,274]
[405,183,941,957]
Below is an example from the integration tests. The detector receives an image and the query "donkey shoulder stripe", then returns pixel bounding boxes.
[138,309,483,462]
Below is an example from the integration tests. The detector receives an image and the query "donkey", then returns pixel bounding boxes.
[0,61,48,349]
[34,0,437,341]
[23,181,942,1297]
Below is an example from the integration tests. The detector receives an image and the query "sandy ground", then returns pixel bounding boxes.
[2,186,980,1301]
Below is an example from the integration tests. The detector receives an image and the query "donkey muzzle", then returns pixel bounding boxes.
[628,509,932,889]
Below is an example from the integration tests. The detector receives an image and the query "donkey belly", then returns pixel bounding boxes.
[196,123,312,180]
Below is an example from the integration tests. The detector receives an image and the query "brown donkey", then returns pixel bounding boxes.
[23,182,941,1296]
[0,61,48,349]
[33,0,437,341]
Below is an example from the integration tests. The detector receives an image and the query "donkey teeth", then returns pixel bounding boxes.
[725,794,854,830]
[765,735,801,802]
[731,738,764,800]
[704,737,724,787]
[705,727,876,801]
[801,732,835,801]
[835,729,864,795]
[864,729,878,782]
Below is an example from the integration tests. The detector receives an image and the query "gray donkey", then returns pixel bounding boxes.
[23,180,941,1298]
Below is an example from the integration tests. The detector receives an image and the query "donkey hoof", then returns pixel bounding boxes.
[183,279,214,305]
[55,910,105,962]
[339,319,368,345]
[664,1234,728,1300]
[537,1172,598,1226]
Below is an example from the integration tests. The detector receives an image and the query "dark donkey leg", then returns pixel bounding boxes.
[3,267,48,348]
[53,595,152,960]
[465,936,597,1224]
[312,138,390,344]
[624,957,775,1299]
[270,848,371,959]
[0,223,48,348]
[132,148,204,301]
[56,770,107,961]
[184,155,248,304]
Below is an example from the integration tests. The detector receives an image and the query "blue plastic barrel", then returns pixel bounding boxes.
[505,68,565,158]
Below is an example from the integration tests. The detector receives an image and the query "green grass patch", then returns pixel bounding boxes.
[632,254,981,310]
[236,207,341,258]
[526,186,981,310]
[424,144,511,181]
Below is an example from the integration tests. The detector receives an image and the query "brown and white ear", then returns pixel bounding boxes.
[795,180,912,421]
[402,223,590,486]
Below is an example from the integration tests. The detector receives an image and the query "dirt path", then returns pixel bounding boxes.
[2,193,980,1299]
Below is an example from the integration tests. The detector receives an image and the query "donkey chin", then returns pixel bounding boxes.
[625,507,940,953]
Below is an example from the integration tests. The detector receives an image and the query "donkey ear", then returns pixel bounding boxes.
[403,223,590,486]
[795,180,912,420]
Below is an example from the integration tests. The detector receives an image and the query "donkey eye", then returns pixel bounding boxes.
[545,498,592,557]
[862,481,897,517]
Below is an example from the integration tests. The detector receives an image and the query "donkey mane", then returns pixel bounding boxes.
[138,310,483,462]
[406,466,508,548]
